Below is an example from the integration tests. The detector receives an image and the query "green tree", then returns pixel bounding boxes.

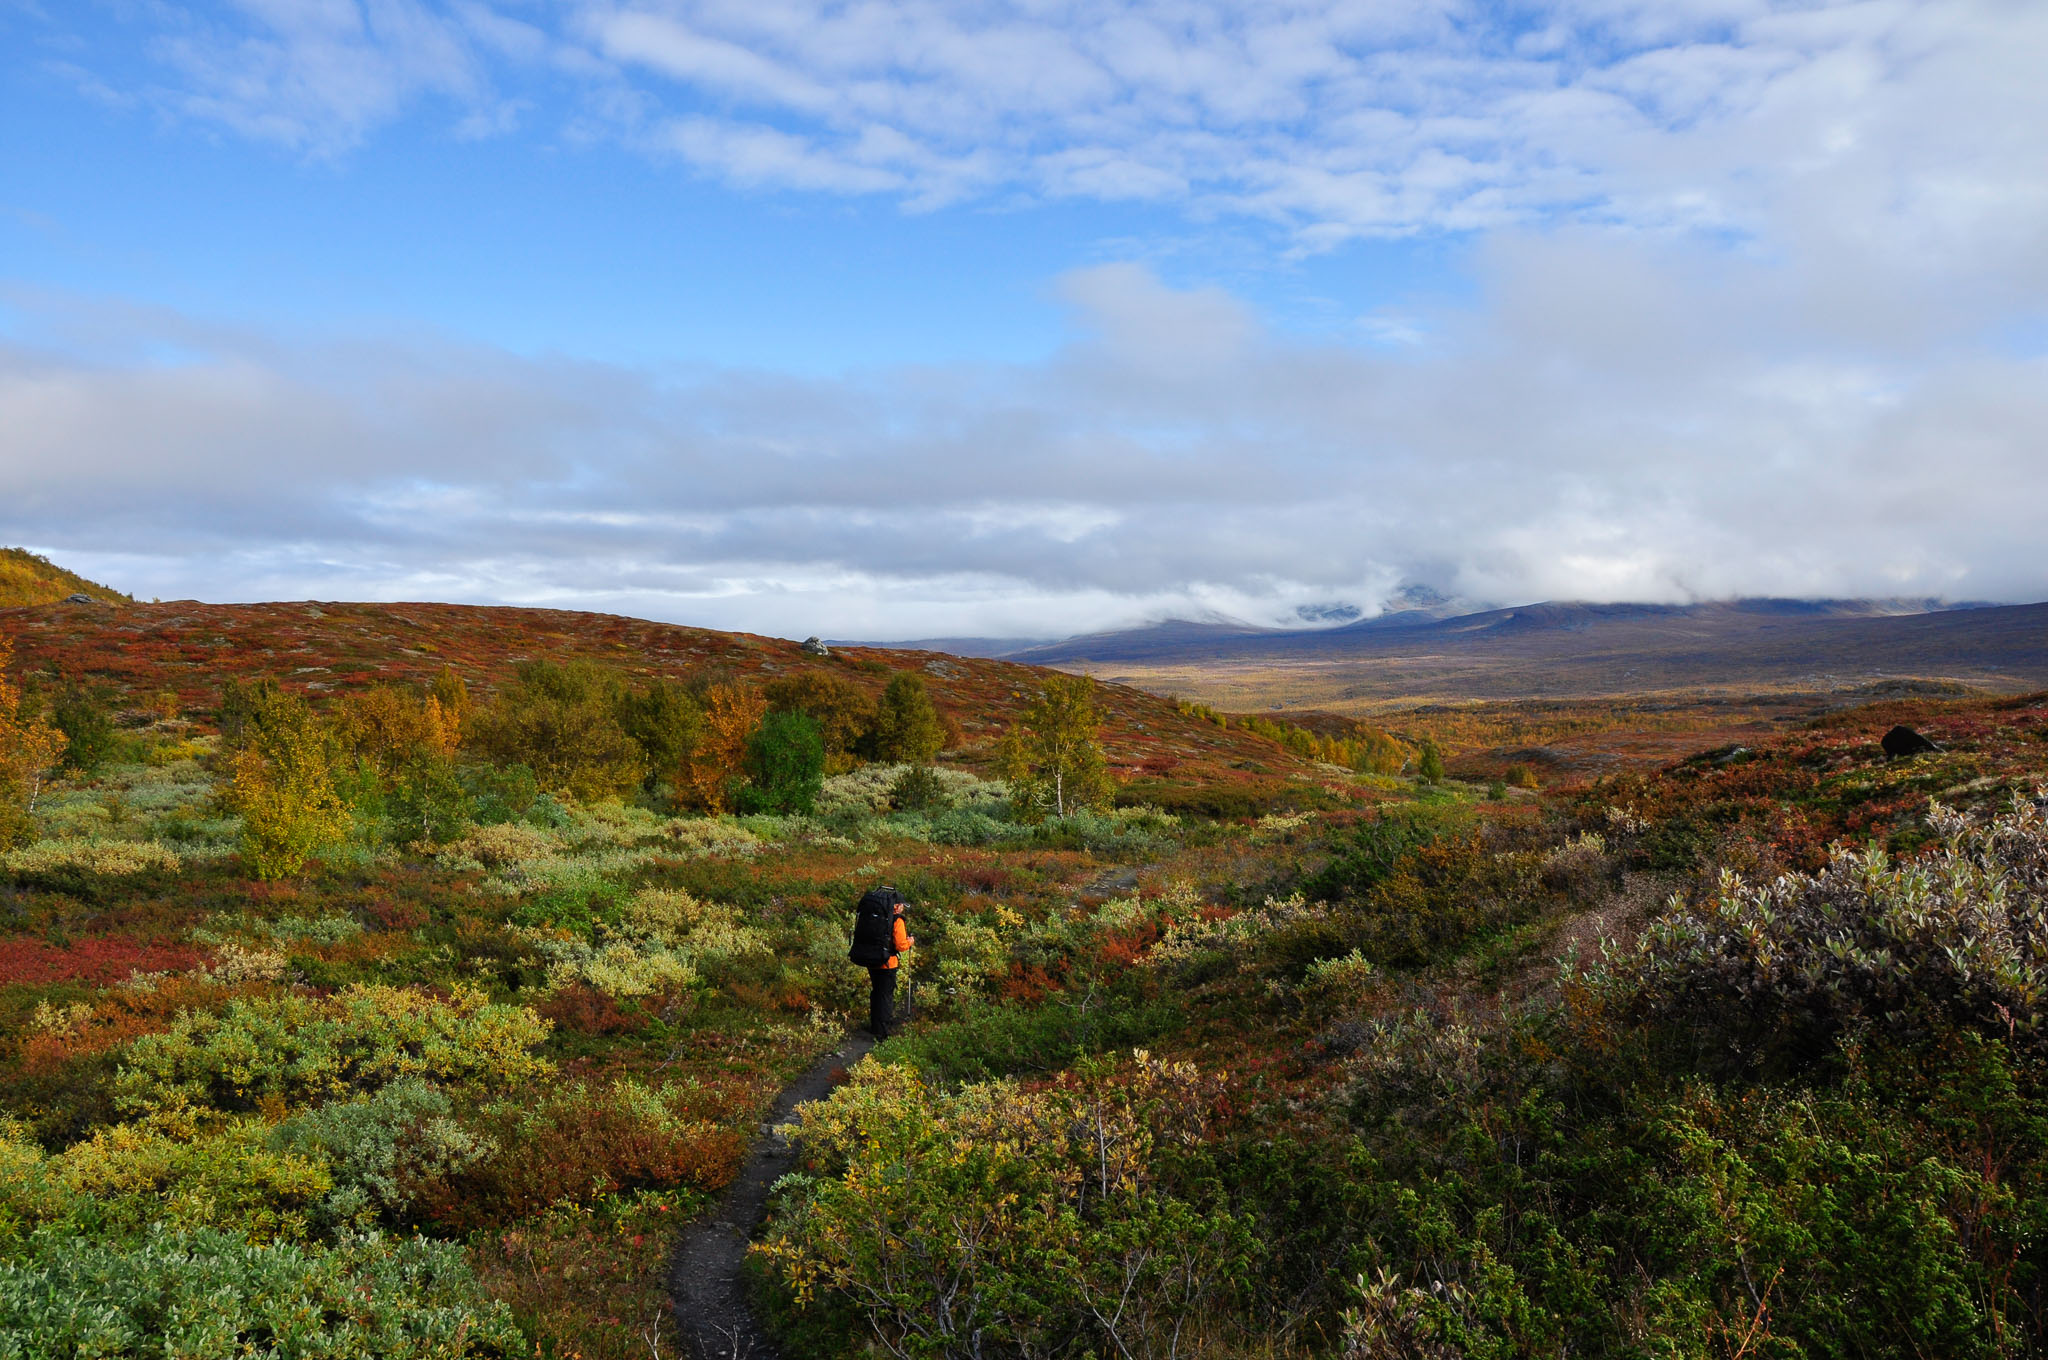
[52,685,119,777]
[618,678,704,802]
[1416,740,1446,784]
[740,710,826,814]
[1000,675,1114,820]
[870,673,945,764]
[464,661,644,803]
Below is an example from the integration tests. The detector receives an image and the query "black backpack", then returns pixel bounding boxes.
[847,887,903,967]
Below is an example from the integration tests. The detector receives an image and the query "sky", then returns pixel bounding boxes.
[2,0,2044,641]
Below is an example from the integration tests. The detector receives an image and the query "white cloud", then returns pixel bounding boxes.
[47,1,2040,265]
[5,239,2045,638]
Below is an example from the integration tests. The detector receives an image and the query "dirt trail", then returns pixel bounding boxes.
[668,1029,876,1360]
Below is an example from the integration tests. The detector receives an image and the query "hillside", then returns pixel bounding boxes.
[3,596,2048,1357]
[0,548,132,608]
[0,598,1341,799]
[1015,597,2048,708]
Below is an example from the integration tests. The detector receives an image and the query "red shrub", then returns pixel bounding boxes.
[538,985,645,1035]
[0,935,205,987]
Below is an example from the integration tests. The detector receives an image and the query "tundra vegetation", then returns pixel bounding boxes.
[2,599,2047,1358]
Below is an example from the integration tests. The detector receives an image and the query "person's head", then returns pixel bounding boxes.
[891,899,908,918]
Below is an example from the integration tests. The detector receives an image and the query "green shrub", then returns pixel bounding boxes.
[460,762,545,825]
[765,672,877,767]
[385,753,468,844]
[116,984,552,1116]
[887,764,948,812]
[1416,739,1446,784]
[221,684,351,880]
[2,838,181,899]
[273,1079,496,1227]
[0,1223,522,1357]
[51,1114,330,1242]
[617,678,703,799]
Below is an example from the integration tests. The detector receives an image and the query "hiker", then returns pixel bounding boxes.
[847,886,915,1039]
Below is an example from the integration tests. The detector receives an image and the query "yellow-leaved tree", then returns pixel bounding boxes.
[221,679,350,879]
[0,632,66,848]
[999,674,1114,820]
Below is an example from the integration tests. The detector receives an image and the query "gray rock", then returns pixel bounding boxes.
[800,636,830,657]
[63,593,98,605]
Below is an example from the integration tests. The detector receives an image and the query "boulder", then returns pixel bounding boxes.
[1881,725,1941,758]
[63,593,98,605]
[800,636,831,657]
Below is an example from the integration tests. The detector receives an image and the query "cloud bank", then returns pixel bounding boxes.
[6,236,2044,638]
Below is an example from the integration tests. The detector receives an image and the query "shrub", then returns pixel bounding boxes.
[385,753,468,844]
[465,661,644,803]
[758,1053,1258,1358]
[3,838,180,898]
[116,983,552,1115]
[52,1113,331,1242]
[414,1080,746,1231]
[273,1078,496,1226]
[328,685,458,779]
[1593,797,2048,1072]
[740,710,825,814]
[618,678,703,800]
[0,633,66,849]
[0,1223,522,1357]
[527,937,699,997]
[461,761,544,825]
[888,763,948,811]
[675,682,766,813]
[439,821,556,870]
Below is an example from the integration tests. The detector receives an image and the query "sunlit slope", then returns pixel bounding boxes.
[0,548,133,607]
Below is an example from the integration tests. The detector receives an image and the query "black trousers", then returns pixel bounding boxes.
[868,966,898,1038]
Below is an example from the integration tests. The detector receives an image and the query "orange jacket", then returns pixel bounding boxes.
[882,913,914,970]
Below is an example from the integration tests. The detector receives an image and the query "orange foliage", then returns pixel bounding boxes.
[676,682,766,812]
[329,684,458,775]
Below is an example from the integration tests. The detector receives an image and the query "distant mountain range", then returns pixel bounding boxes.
[866,598,2048,702]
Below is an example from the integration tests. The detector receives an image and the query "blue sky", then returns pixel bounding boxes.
[3,1,2045,638]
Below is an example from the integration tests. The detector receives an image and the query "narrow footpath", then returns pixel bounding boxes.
[668,1029,876,1360]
